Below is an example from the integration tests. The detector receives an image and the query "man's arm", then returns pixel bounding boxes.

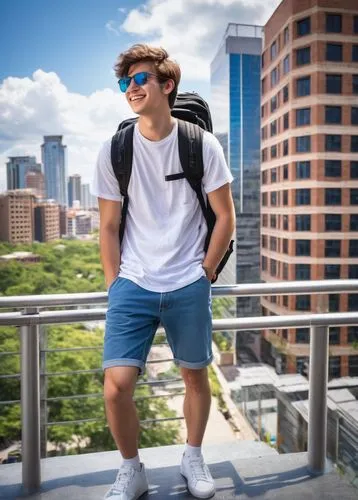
[98,198,122,288]
[202,183,235,281]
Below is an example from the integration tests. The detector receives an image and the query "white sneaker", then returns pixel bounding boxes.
[180,453,215,499]
[104,463,148,499]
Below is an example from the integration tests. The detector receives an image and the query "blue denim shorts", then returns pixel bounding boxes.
[104,276,212,373]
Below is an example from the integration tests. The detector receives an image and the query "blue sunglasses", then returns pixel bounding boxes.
[118,71,158,92]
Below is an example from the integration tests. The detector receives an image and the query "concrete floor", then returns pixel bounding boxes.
[0,441,356,500]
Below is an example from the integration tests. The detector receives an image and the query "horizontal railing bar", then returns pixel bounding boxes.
[43,346,102,353]
[1,309,358,329]
[0,280,357,309]
[0,399,20,405]
[0,373,20,379]
[44,391,185,403]
[46,415,184,427]
[0,351,20,357]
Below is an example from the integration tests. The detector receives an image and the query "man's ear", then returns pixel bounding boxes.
[161,79,175,95]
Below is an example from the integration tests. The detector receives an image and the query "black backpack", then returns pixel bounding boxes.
[110,92,234,283]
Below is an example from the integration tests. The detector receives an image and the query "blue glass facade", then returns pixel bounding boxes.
[42,136,67,205]
[6,156,40,190]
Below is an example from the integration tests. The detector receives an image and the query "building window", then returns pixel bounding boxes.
[270,236,277,251]
[354,75,358,94]
[325,188,341,205]
[329,327,340,345]
[283,239,288,253]
[349,356,358,377]
[270,215,277,228]
[325,106,342,124]
[296,328,310,343]
[296,240,311,256]
[352,189,358,205]
[271,67,279,87]
[270,120,277,137]
[262,192,268,206]
[326,74,342,94]
[261,256,267,271]
[326,43,343,62]
[351,161,358,179]
[261,52,265,69]
[283,55,290,74]
[329,356,341,379]
[348,294,358,311]
[283,215,289,230]
[351,136,358,152]
[270,259,277,277]
[350,214,358,231]
[283,190,288,205]
[325,214,341,231]
[296,189,311,205]
[261,126,267,140]
[296,161,311,179]
[325,240,341,257]
[271,191,277,206]
[297,17,311,37]
[329,295,340,312]
[271,95,278,112]
[296,295,311,311]
[270,40,278,60]
[283,264,288,280]
[297,76,310,96]
[271,168,277,183]
[351,107,358,125]
[262,148,267,162]
[283,139,289,156]
[353,45,358,62]
[271,145,277,159]
[349,265,358,279]
[349,240,358,257]
[261,104,265,118]
[296,264,310,280]
[296,136,311,152]
[283,164,288,180]
[354,16,358,34]
[296,108,311,126]
[262,214,268,227]
[326,14,342,33]
[283,112,289,130]
[325,160,341,177]
[284,26,289,44]
[261,78,266,94]
[325,264,340,279]
[348,326,358,343]
[296,46,311,65]
[325,134,341,151]
[283,84,289,102]
[296,214,311,231]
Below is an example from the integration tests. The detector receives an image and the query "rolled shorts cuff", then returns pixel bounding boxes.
[173,354,213,370]
[102,358,145,373]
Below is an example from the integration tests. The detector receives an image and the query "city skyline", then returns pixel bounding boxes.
[0,0,281,192]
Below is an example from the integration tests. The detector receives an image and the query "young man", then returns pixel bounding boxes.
[92,44,235,500]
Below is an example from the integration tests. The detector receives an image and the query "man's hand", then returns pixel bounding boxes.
[203,266,216,282]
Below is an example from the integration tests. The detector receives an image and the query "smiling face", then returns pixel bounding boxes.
[125,61,174,117]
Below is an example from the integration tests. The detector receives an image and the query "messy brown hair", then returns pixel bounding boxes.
[114,44,181,108]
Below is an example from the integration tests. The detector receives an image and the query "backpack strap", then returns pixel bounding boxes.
[177,119,215,251]
[110,123,135,244]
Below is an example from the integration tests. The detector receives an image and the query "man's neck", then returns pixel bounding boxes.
[138,113,176,142]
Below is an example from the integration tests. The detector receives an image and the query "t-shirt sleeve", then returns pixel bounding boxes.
[91,139,123,202]
[202,132,233,194]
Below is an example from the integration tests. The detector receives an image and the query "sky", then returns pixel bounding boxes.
[0,0,281,190]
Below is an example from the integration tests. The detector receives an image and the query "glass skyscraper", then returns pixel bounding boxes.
[41,136,67,205]
[211,24,263,362]
[6,156,41,191]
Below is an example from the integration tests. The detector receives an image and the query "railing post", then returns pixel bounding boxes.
[308,325,329,474]
[20,307,41,493]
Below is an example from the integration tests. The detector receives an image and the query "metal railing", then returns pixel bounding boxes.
[0,279,358,494]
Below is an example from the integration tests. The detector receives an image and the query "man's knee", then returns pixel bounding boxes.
[104,366,139,404]
[181,367,210,392]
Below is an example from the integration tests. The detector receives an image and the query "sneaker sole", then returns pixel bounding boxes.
[180,469,215,499]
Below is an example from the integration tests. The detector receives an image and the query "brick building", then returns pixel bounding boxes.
[0,190,35,244]
[34,202,60,242]
[260,0,358,378]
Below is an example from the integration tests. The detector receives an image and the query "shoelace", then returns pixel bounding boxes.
[188,457,211,483]
[109,467,135,494]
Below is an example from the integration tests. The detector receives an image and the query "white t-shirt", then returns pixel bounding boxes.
[91,120,233,292]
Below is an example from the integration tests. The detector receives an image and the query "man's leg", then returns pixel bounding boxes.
[104,366,140,458]
[181,367,211,447]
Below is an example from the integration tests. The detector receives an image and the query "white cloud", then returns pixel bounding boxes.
[0,70,132,191]
[117,0,281,80]
[105,20,121,36]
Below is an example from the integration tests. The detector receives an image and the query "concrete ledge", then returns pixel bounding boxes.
[0,442,356,499]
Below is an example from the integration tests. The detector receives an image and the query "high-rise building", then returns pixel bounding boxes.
[260,0,358,378]
[81,183,90,209]
[6,156,41,191]
[68,174,82,207]
[59,206,68,237]
[41,136,67,205]
[0,190,35,244]
[25,169,46,199]
[211,23,263,361]
[34,202,60,242]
